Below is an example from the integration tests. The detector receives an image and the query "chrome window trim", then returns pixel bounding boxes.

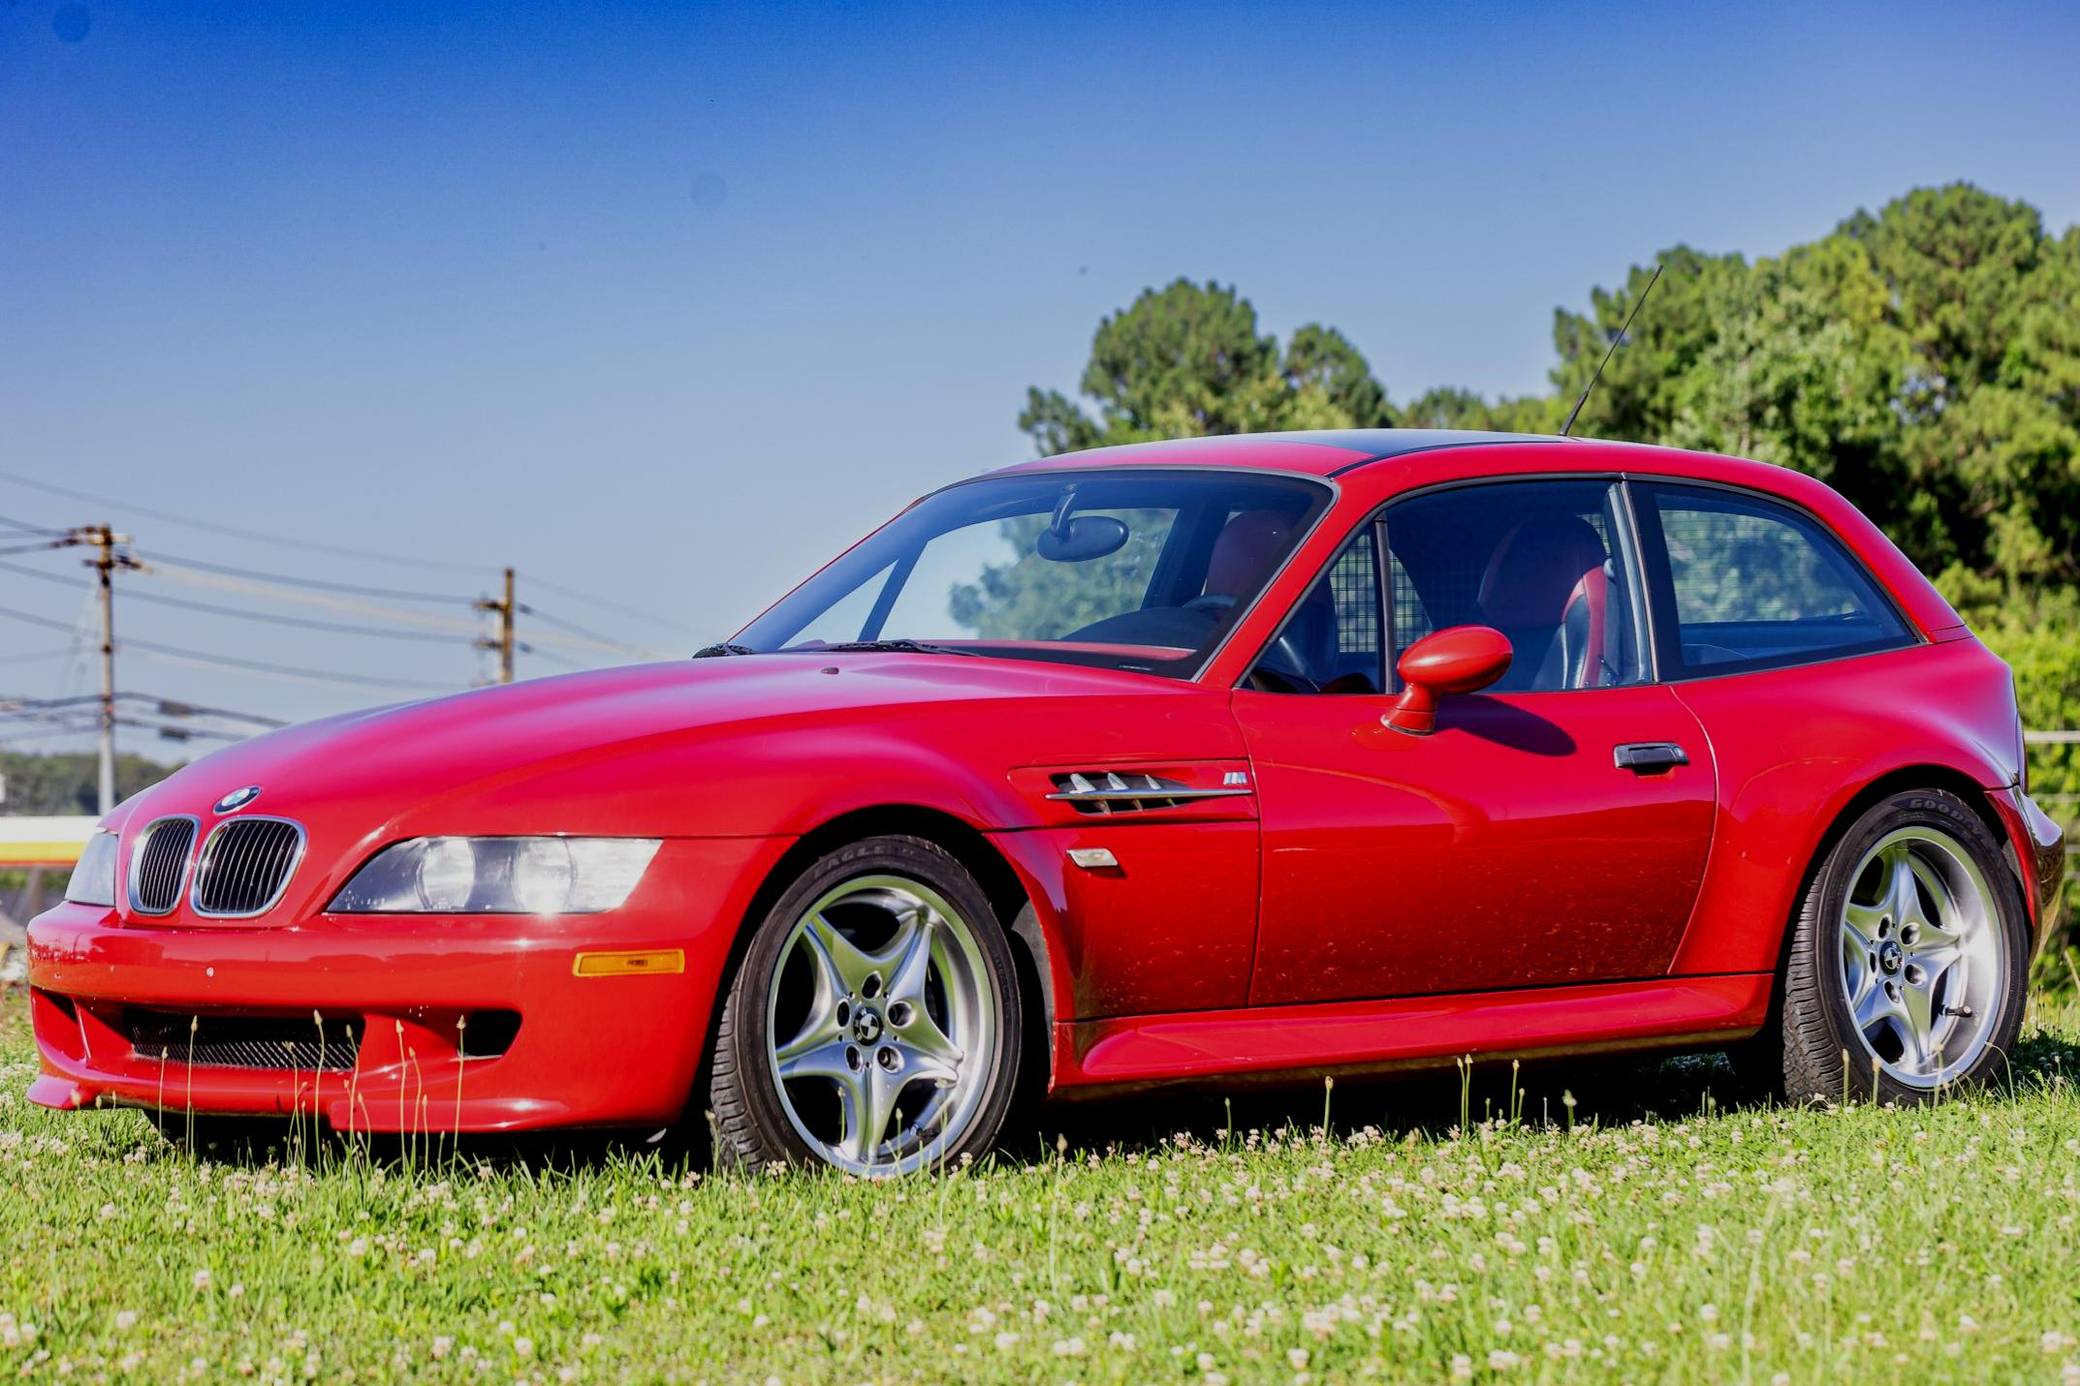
[125,814,199,917]
[189,815,309,920]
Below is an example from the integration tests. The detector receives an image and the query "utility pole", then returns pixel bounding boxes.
[80,524,137,815]
[475,567,516,684]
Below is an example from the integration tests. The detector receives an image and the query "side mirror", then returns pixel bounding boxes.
[1384,625,1512,736]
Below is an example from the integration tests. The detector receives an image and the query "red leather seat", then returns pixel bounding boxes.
[1210,510,1357,688]
[1475,516,1613,691]
[1203,510,1299,599]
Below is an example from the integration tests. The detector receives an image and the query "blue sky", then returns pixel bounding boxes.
[3,0,2078,748]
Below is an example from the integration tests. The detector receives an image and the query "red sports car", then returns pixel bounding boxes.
[28,430,2068,1174]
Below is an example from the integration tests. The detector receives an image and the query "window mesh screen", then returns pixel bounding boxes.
[1328,541,1379,654]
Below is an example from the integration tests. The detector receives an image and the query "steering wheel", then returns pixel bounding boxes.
[1245,626,1321,693]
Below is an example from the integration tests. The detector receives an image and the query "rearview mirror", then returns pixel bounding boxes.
[1036,515,1130,563]
[1384,625,1512,736]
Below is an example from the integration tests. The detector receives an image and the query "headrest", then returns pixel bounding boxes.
[1204,509,1297,597]
[1477,515,1608,628]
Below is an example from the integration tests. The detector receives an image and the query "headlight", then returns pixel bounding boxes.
[328,837,660,915]
[63,830,119,908]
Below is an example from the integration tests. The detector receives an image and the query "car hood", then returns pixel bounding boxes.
[120,654,1226,842]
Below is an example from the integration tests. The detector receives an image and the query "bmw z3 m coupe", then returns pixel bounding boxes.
[28,430,2068,1174]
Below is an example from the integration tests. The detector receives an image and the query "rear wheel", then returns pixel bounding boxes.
[1778,789,2027,1104]
[707,836,1021,1175]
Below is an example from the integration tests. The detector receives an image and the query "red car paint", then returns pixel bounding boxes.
[26,432,2067,1130]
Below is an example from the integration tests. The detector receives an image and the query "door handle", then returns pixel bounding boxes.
[1614,742,1689,773]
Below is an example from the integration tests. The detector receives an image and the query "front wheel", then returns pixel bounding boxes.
[707,836,1022,1175]
[1777,789,2029,1104]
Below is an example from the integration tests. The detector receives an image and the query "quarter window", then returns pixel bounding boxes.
[1636,483,1913,676]
[1244,529,1384,694]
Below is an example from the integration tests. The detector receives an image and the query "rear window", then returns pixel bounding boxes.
[1636,482,1914,677]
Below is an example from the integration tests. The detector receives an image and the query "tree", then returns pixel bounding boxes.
[0,749,176,817]
[1019,279,1394,455]
[1527,185,2080,598]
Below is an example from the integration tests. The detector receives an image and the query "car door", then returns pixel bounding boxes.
[1234,476,1718,1007]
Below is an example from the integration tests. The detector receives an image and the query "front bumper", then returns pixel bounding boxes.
[25,837,790,1132]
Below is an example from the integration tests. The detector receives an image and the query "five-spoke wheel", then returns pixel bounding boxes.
[708,836,1022,1175]
[765,876,997,1172]
[1776,789,2027,1104]
[1837,827,2004,1086]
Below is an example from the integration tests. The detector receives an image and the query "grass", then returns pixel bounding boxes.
[6,991,2080,1382]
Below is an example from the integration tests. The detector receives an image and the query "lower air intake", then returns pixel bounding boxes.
[124,1010,361,1072]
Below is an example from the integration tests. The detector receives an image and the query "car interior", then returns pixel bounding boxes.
[1248,480,1642,695]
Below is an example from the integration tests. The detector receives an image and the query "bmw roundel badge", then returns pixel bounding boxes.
[213,784,262,814]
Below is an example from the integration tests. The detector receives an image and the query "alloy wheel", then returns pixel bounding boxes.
[763,874,997,1175]
[1837,826,2006,1089]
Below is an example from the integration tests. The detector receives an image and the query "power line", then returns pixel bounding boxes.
[0,704,244,744]
[131,548,474,604]
[0,647,76,667]
[0,724,104,747]
[520,602,660,654]
[0,600,456,692]
[0,603,84,636]
[523,571,695,634]
[140,561,484,635]
[114,715,243,743]
[0,465,494,576]
[0,556,87,591]
[6,691,286,728]
[518,642,587,671]
[122,638,459,692]
[0,511,68,537]
[17,549,657,657]
[121,586,475,644]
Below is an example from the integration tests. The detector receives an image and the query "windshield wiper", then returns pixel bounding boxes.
[821,639,979,657]
[691,642,758,659]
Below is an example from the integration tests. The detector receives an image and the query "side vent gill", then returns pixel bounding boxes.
[1045,771,1251,815]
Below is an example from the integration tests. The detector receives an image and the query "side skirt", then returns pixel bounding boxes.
[1050,972,1773,1096]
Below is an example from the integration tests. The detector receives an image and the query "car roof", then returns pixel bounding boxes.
[991,429,1573,479]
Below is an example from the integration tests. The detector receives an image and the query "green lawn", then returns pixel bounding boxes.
[5,990,2080,1383]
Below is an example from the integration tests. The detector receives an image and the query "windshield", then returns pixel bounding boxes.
[735,469,1332,677]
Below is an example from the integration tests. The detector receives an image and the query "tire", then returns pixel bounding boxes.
[1777,789,2029,1105]
[707,835,1023,1175]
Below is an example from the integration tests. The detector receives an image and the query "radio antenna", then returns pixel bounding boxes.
[1559,262,1663,437]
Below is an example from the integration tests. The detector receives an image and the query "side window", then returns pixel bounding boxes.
[1638,483,1913,677]
[1244,529,1383,694]
[1384,479,1647,692]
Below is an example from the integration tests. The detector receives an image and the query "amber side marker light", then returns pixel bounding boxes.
[572,949,685,978]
